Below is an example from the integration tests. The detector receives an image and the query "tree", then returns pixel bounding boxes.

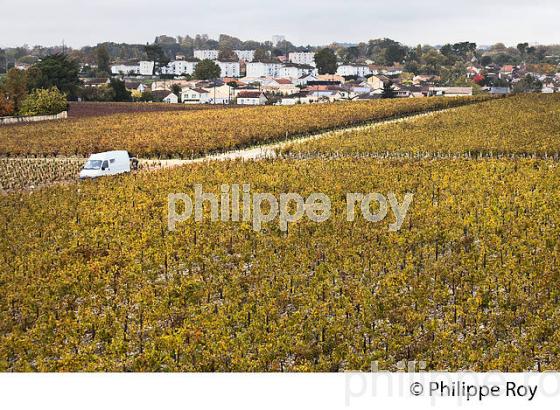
[480,55,492,66]
[19,87,67,116]
[27,54,81,99]
[340,46,361,64]
[0,49,7,74]
[384,44,406,65]
[108,78,132,101]
[96,45,111,75]
[517,42,529,56]
[512,75,542,94]
[218,47,237,61]
[253,48,269,62]
[1,68,28,112]
[171,83,182,102]
[0,89,15,116]
[144,44,170,75]
[138,90,154,102]
[314,48,337,75]
[193,59,221,80]
[381,80,395,98]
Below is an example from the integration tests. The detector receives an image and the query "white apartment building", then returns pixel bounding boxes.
[246,62,283,78]
[139,61,155,76]
[217,61,241,77]
[278,64,317,79]
[161,60,198,76]
[111,64,140,75]
[336,64,372,77]
[194,50,220,60]
[234,50,255,62]
[288,52,316,66]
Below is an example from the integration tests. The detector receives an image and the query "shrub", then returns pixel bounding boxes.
[19,87,68,116]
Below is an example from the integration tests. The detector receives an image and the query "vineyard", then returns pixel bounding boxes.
[0,158,182,192]
[0,158,83,192]
[1,158,560,371]
[1,94,559,373]
[0,97,488,159]
[67,101,244,119]
[280,94,560,158]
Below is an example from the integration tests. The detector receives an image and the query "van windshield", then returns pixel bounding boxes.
[83,160,102,170]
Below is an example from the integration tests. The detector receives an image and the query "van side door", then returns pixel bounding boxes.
[101,160,109,173]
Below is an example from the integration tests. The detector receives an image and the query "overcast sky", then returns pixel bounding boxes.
[1,0,559,48]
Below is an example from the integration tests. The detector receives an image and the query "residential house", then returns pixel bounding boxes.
[236,91,268,105]
[367,75,391,93]
[296,74,318,86]
[305,85,353,101]
[194,50,219,60]
[499,65,515,80]
[466,66,481,78]
[125,81,148,98]
[163,93,179,104]
[125,81,143,92]
[262,78,300,95]
[280,91,316,105]
[288,52,316,66]
[204,84,236,104]
[181,87,210,104]
[151,90,172,102]
[343,81,372,96]
[393,85,426,98]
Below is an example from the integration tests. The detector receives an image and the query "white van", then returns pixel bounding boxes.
[79,150,137,179]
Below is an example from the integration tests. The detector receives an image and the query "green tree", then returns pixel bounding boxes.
[171,83,182,102]
[253,48,269,62]
[512,75,542,94]
[193,59,221,80]
[314,48,337,75]
[381,80,395,98]
[96,45,111,75]
[109,78,132,101]
[138,90,154,102]
[19,87,67,116]
[27,54,81,99]
[384,44,406,65]
[144,44,169,75]
[218,47,237,61]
